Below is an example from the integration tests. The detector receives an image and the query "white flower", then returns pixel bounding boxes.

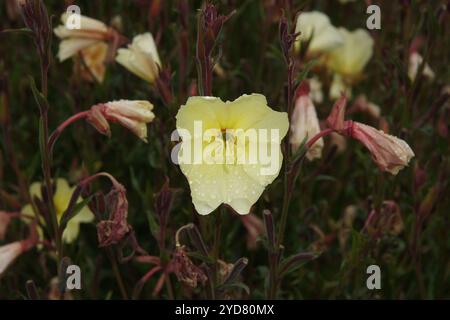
[54,13,110,62]
[116,33,161,84]
[295,11,344,56]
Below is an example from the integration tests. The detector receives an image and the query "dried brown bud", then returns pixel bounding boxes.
[96,178,130,247]
[172,245,207,288]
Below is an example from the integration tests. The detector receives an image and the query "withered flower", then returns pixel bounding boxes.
[172,245,207,288]
[95,176,130,247]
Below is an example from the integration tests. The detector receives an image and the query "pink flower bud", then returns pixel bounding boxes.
[0,242,24,275]
[326,94,347,132]
[87,100,155,142]
[348,122,415,175]
[86,104,111,137]
[290,83,324,160]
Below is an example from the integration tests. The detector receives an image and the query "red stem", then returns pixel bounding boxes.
[48,111,90,155]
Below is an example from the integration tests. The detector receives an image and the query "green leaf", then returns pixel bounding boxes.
[278,252,319,277]
[29,76,49,113]
[146,209,160,239]
[59,195,94,234]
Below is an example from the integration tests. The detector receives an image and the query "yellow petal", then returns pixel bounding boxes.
[326,28,374,78]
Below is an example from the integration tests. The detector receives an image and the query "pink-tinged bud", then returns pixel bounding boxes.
[86,104,111,137]
[87,100,155,142]
[290,85,324,160]
[0,211,12,240]
[326,94,347,132]
[349,95,381,120]
[363,201,404,239]
[0,242,24,275]
[348,122,415,175]
[240,214,265,250]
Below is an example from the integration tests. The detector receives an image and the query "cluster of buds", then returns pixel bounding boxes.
[18,0,51,67]
[363,201,404,239]
[196,3,234,95]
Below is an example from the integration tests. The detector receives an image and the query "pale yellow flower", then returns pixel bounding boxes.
[295,11,343,56]
[175,94,288,215]
[115,33,161,84]
[22,179,94,244]
[54,13,110,62]
[326,28,374,79]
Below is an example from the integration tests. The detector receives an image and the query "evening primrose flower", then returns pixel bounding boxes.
[87,100,155,142]
[175,94,288,215]
[22,179,94,244]
[115,33,161,84]
[294,11,343,57]
[54,13,110,61]
[326,28,373,99]
[326,28,373,78]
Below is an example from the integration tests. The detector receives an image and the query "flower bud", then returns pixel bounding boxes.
[116,33,161,84]
[290,83,324,160]
[87,100,155,142]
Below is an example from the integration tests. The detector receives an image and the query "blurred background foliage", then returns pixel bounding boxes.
[0,0,449,299]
